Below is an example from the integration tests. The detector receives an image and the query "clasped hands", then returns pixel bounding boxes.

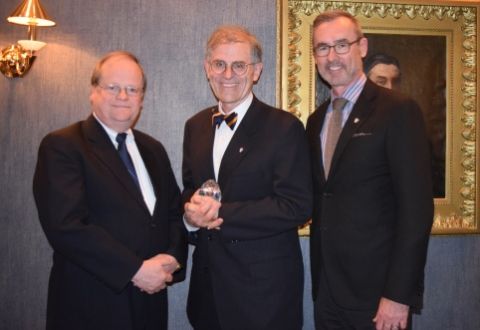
[131,254,180,294]
[184,190,223,230]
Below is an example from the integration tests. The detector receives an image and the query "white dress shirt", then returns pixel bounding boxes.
[213,92,253,179]
[93,113,156,215]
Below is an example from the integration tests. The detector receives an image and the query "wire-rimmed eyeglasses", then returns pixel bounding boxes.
[97,84,143,97]
[313,37,363,57]
[209,60,257,76]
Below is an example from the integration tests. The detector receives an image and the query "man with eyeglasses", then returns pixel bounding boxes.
[33,51,187,330]
[182,25,312,330]
[306,10,433,330]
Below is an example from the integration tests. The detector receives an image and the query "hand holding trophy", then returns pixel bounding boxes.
[198,179,222,202]
[198,179,223,230]
[184,179,223,230]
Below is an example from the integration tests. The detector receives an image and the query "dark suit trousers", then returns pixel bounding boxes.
[314,270,412,330]
[187,265,222,330]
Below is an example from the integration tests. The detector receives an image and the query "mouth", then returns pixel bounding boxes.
[112,103,130,108]
[220,82,238,88]
[326,62,344,72]
[111,106,131,111]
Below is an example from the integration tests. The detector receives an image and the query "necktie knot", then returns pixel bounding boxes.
[116,132,128,146]
[212,110,238,130]
[332,97,348,112]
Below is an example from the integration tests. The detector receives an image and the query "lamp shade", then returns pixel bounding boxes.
[18,39,46,51]
[7,0,56,27]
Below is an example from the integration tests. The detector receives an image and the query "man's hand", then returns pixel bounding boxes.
[131,254,179,294]
[373,297,409,330]
[184,190,223,230]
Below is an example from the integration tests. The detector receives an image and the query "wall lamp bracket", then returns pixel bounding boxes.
[0,0,55,78]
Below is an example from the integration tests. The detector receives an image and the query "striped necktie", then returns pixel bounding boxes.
[323,98,348,177]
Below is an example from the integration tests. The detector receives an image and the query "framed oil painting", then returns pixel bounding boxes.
[276,0,479,234]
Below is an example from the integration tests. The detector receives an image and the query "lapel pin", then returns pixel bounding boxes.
[354,118,360,124]
[239,147,244,153]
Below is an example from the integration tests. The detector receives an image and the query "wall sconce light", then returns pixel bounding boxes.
[0,0,55,78]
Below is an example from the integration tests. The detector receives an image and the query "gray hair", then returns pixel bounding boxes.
[312,10,364,40]
[206,25,263,63]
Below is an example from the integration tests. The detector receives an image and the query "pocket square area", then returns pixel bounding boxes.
[352,132,373,137]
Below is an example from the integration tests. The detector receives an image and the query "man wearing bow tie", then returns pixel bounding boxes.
[182,25,313,330]
[306,11,434,330]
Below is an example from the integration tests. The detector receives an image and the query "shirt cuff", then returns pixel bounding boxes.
[183,215,200,232]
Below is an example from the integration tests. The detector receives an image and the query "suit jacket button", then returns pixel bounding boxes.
[207,234,213,241]
[323,192,333,197]
[150,223,157,228]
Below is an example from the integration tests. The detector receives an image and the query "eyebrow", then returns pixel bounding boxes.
[315,38,350,46]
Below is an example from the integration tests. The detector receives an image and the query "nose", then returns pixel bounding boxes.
[326,47,337,61]
[223,65,234,79]
[116,87,129,99]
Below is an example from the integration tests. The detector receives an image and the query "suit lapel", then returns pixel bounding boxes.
[310,103,329,184]
[328,80,377,178]
[203,107,217,181]
[217,98,262,189]
[82,116,149,214]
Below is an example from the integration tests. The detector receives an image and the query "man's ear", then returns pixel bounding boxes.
[204,60,211,79]
[253,62,263,82]
[359,37,368,58]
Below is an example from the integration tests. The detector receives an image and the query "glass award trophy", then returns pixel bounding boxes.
[198,179,222,201]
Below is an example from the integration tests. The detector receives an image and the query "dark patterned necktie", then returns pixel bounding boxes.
[323,98,348,177]
[212,110,238,130]
[116,133,140,188]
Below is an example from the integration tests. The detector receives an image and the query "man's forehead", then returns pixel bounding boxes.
[210,42,251,58]
[371,63,400,76]
[211,41,249,51]
[315,17,356,33]
[314,29,357,45]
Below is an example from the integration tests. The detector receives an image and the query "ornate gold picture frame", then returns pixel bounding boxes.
[276,0,479,234]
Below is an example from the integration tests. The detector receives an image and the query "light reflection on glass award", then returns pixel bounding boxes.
[198,179,222,201]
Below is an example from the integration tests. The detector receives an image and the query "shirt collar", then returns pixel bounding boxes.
[216,92,253,131]
[218,92,253,117]
[330,73,367,105]
[92,112,134,146]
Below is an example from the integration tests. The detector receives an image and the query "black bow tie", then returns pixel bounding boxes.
[212,110,238,130]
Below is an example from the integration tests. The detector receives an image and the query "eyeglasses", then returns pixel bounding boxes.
[97,84,143,97]
[313,37,362,57]
[209,60,257,76]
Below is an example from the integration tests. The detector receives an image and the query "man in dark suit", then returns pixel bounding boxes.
[182,25,312,330]
[33,51,187,330]
[306,11,434,330]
